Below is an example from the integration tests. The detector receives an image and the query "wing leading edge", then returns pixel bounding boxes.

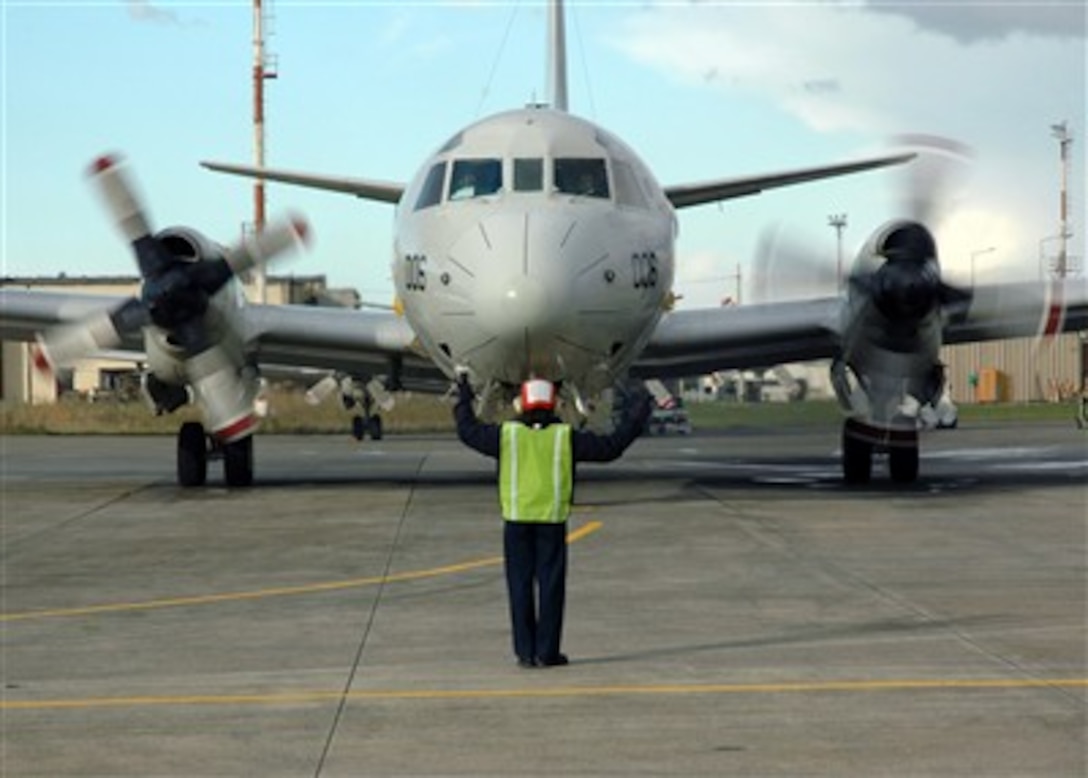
[664,152,916,209]
[200,161,405,204]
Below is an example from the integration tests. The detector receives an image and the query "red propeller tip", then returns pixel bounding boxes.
[31,344,53,375]
[89,154,120,176]
[292,218,311,245]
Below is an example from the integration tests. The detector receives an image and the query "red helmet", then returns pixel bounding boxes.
[520,379,556,412]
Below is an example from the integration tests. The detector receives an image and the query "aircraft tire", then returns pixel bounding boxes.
[841,421,872,484]
[177,421,208,488]
[352,414,366,441]
[224,436,254,488]
[369,415,383,441]
[889,434,920,484]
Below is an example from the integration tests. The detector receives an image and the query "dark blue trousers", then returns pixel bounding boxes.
[503,521,567,663]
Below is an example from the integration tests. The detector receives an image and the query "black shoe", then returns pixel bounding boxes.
[517,657,538,669]
[537,653,569,667]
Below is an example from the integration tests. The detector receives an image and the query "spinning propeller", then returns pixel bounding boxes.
[860,135,973,322]
[752,135,974,320]
[34,153,310,371]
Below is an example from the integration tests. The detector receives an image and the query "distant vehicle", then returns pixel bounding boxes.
[647,404,693,436]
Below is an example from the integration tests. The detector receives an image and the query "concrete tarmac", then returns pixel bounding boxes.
[1,421,1085,776]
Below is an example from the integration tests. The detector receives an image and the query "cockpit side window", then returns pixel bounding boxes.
[612,159,650,209]
[449,158,502,201]
[554,158,609,199]
[513,158,543,192]
[414,161,447,211]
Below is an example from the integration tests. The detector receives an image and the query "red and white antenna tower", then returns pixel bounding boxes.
[252,0,278,302]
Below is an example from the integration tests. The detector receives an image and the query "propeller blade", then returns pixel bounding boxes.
[87,153,173,279]
[889,134,973,226]
[33,297,148,372]
[752,224,841,304]
[224,214,311,277]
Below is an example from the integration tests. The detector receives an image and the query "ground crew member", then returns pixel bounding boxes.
[454,375,652,668]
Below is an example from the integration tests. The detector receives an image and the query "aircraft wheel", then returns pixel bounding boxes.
[224,435,254,488]
[352,414,366,441]
[177,421,208,488]
[841,421,872,484]
[368,415,383,441]
[889,433,920,484]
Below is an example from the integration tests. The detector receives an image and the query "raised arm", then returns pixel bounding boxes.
[453,377,501,459]
[572,390,652,463]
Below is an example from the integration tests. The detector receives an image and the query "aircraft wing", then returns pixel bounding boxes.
[200,161,405,204]
[663,152,915,209]
[633,299,842,378]
[241,303,446,391]
[0,288,446,391]
[942,279,1088,344]
[635,277,1088,379]
[0,290,133,343]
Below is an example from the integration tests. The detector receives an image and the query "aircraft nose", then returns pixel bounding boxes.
[479,270,552,334]
[463,211,568,337]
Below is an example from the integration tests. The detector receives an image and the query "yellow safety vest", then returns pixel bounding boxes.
[499,422,573,523]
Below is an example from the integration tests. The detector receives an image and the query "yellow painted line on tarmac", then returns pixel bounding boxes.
[1,521,603,623]
[4,677,1085,712]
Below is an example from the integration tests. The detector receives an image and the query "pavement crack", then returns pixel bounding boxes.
[1,482,158,562]
[311,454,428,777]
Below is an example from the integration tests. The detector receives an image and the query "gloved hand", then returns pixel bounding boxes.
[454,366,473,400]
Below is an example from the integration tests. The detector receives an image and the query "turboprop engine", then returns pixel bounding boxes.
[34,154,309,485]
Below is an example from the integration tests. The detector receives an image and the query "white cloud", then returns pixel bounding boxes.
[865,0,1087,42]
[614,3,1085,285]
[126,1,180,26]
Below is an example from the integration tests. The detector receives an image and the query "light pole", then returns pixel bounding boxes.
[1050,122,1072,279]
[828,213,847,290]
[970,246,996,287]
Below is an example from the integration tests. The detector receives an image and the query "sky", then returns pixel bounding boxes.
[2,0,1085,310]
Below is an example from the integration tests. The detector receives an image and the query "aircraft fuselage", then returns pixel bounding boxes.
[393,107,676,400]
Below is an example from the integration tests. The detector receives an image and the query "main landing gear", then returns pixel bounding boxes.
[306,373,389,442]
[348,393,384,442]
[842,418,919,485]
[176,421,254,488]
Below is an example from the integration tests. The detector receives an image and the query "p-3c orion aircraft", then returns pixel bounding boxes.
[2,0,1085,487]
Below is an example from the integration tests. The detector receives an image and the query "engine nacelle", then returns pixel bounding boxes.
[186,344,260,443]
[838,219,952,429]
[154,226,227,264]
[144,326,188,384]
[851,217,936,273]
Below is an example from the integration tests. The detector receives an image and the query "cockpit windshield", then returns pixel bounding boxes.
[513,158,543,192]
[449,158,502,201]
[554,158,609,199]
